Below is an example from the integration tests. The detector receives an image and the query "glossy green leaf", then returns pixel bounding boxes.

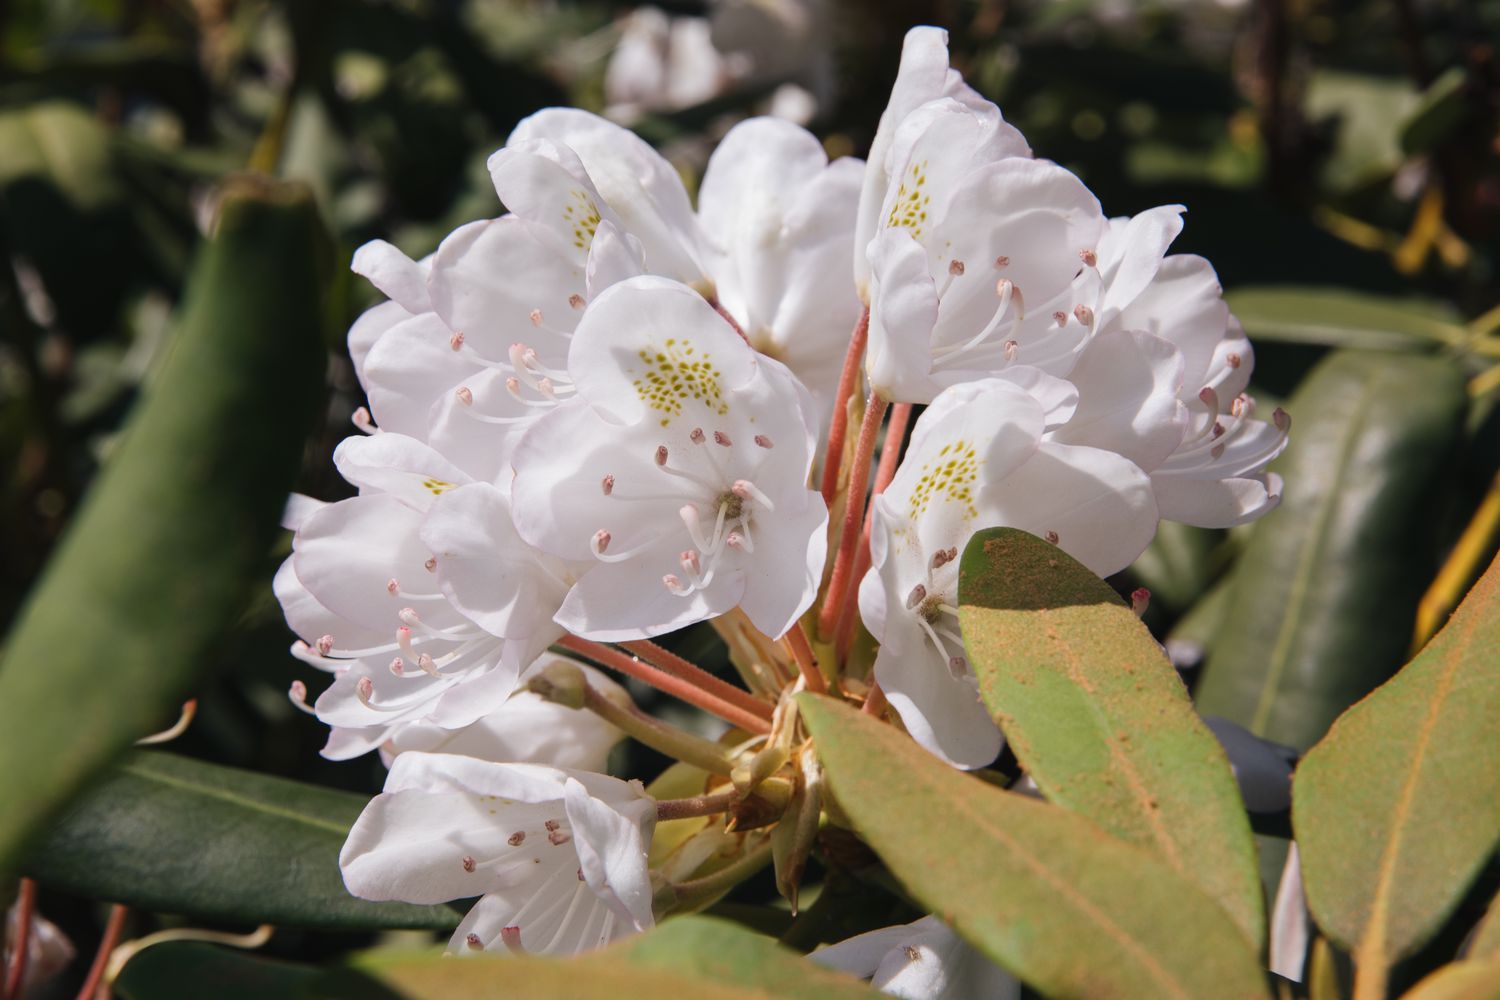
[1293,551,1500,977]
[1225,287,1464,352]
[797,694,1271,1000]
[21,751,457,930]
[958,527,1263,947]
[1230,284,1464,352]
[0,179,328,870]
[116,942,319,1000]
[1127,520,1220,615]
[1195,350,1467,750]
[322,916,880,999]
[1400,67,1469,156]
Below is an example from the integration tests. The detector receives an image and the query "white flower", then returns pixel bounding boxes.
[860,378,1158,768]
[512,275,827,641]
[697,116,864,406]
[604,9,730,121]
[812,916,1019,1000]
[276,434,573,757]
[366,653,626,771]
[854,27,1028,301]
[340,753,656,956]
[1058,206,1289,525]
[494,109,709,289]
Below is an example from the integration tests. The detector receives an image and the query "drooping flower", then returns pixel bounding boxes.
[697,116,864,408]
[4,900,75,997]
[511,274,827,641]
[340,753,656,955]
[811,916,1019,1000]
[859,377,1158,767]
[276,434,574,758]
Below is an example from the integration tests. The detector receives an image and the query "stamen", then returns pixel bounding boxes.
[1131,588,1151,617]
[1273,407,1291,433]
[390,657,405,676]
[680,550,701,575]
[713,431,732,447]
[356,676,375,708]
[663,573,685,593]
[465,933,483,951]
[547,830,572,846]
[1212,423,1226,438]
[655,445,669,466]
[994,255,1010,269]
[509,831,526,846]
[569,293,586,309]
[906,584,927,610]
[287,681,317,715]
[1004,339,1019,362]
[351,407,378,434]
[1054,311,1068,327]
[592,530,612,555]
[690,427,706,444]
[1079,248,1098,267]
[449,332,465,351]
[948,655,968,677]
[930,546,958,571]
[425,556,437,572]
[386,578,399,596]
[529,309,545,327]
[731,478,775,511]
[754,434,773,449]
[1045,530,1060,544]
[416,653,441,677]
[397,625,414,656]
[1199,386,1220,412]
[316,634,335,656]
[500,927,526,954]
[1226,352,1242,369]
[601,474,615,496]
[949,259,967,276]
[462,856,477,873]
[1073,304,1095,327]
[455,385,473,406]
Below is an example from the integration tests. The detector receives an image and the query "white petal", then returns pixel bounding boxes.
[866,228,942,402]
[586,220,647,297]
[359,311,471,441]
[347,299,412,385]
[1048,329,1188,472]
[736,490,828,639]
[874,633,1003,770]
[1096,205,1184,327]
[1117,254,1227,393]
[564,777,657,931]
[1151,471,1282,528]
[555,533,745,641]
[977,441,1159,577]
[420,482,568,639]
[333,433,472,512]
[352,239,431,314]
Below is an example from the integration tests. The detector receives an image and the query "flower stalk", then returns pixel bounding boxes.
[577,682,735,777]
[621,639,774,722]
[668,836,775,912]
[820,308,871,506]
[819,392,890,639]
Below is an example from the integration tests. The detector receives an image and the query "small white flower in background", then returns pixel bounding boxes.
[3,903,75,997]
[340,753,656,956]
[860,377,1158,768]
[697,116,863,407]
[605,9,730,121]
[812,916,1019,1000]
[512,275,826,642]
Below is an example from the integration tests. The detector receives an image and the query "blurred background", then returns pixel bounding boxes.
[2,0,1498,995]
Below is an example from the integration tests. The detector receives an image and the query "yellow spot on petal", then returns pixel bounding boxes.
[886,161,933,242]
[423,478,456,495]
[631,337,730,427]
[907,439,980,520]
[566,190,602,251]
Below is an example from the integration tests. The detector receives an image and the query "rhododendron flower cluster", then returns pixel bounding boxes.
[276,24,1288,977]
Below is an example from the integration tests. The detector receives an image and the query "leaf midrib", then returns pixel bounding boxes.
[121,761,352,837]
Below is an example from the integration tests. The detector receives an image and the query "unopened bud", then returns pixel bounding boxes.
[527,659,589,709]
[1131,588,1151,617]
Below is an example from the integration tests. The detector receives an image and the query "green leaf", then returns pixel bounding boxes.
[21,752,457,930]
[0,178,328,871]
[599,916,880,998]
[1194,350,1468,750]
[1127,520,1220,615]
[1225,287,1464,353]
[1292,551,1500,979]
[797,693,1271,1000]
[1400,67,1470,156]
[1469,890,1500,961]
[116,942,319,1000]
[321,916,881,999]
[1304,70,1419,191]
[957,527,1263,948]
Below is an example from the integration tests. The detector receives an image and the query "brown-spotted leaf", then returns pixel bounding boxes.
[799,693,1270,1000]
[1293,549,1500,978]
[957,527,1263,948]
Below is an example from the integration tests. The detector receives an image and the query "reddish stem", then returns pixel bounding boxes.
[656,787,738,821]
[784,622,827,693]
[74,904,127,1000]
[560,636,771,735]
[3,879,37,1000]
[819,308,871,506]
[622,639,773,721]
[818,393,889,638]
[835,402,913,662]
[862,681,888,718]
